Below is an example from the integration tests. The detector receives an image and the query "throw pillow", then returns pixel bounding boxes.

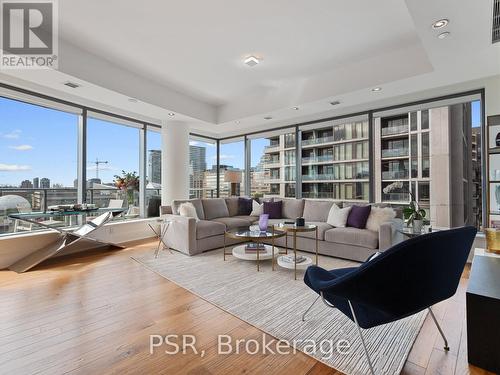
[179,202,199,221]
[366,206,396,232]
[250,200,263,216]
[238,197,253,215]
[263,200,282,219]
[346,205,371,229]
[326,203,351,227]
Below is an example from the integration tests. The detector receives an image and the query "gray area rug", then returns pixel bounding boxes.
[133,247,426,375]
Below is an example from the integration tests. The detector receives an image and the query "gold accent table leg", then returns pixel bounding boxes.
[294,231,297,280]
[316,227,319,266]
[223,233,226,261]
[285,232,288,254]
[272,229,275,271]
[256,240,260,272]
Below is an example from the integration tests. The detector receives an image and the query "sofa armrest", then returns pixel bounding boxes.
[162,214,197,255]
[379,218,404,251]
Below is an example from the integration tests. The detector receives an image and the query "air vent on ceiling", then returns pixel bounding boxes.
[63,81,80,88]
[493,0,500,43]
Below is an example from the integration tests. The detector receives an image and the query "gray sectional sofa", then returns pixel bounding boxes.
[161,197,404,262]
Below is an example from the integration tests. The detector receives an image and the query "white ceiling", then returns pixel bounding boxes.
[1,0,499,136]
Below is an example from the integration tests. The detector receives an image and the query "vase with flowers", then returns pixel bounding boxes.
[383,181,426,233]
[114,170,139,207]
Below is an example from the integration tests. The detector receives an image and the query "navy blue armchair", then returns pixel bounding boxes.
[303,226,477,375]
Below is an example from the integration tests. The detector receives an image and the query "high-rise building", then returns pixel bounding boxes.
[189,145,207,198]
[33,177,39,189]
[20,180,33,188]
[148,150,162,184]
[40,178,50,189]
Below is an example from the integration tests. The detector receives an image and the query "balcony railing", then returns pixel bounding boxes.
[381,148,409,158]
[301,155,334,163]
[302,191,333,199]
[382,170,409,180]
[302,174,335,181]
[264,144,280,151]
[381,125,409,136]
[301,135,334,146]
[0,187,162,236]
[382,192,410,202]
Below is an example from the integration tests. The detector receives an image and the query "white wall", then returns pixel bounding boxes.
[0,219,158,269]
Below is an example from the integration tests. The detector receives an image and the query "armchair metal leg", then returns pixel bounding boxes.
[302,295,320,321]
[348,300,376,375]
[428,307,449,351]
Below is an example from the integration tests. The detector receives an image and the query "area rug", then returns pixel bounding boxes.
[133,247,426,375]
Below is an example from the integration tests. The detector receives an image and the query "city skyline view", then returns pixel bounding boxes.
[1,96,481,188]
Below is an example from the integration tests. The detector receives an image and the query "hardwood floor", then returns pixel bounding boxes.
[0,240,494,375]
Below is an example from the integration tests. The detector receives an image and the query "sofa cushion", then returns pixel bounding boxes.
[202,198,230,220]
[179,202,200,221]
[325,227,378,249]
[303,200,334,222]
[172,199,205,220]
[296,222,333,241]
[250,200,263,216]
[346,205,371,229]
[196,220,226,239]
[280,198,305,219]
[366,206,396,232]
[232,215,258,225]
[225,197,239,216]
[212,217,252,230]
[264,200,282,219]
[238,197,253,215]
[326,203,351,227]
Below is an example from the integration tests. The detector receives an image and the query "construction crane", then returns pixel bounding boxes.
[90,158,108,180]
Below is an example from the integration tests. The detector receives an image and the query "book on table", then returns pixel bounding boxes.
[245,243,267,252]
[280,255,307,264]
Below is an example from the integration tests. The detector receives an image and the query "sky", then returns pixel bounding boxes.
[0,97,482,187]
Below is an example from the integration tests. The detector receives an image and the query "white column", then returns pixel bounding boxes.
[161,120,190,205]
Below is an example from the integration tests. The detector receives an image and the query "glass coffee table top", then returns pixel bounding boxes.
[225,226,286,239]
[273,223,317,232]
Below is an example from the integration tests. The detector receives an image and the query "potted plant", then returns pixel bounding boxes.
[383,181,426,233]
[114,170,139,206]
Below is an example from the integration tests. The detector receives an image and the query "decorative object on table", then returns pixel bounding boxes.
[224,170,242,196]
[114,170,139,206]
[346,205,372,229]
[384,181,426,233]
[263,200,282,219]
[295,217,305,226]
[258,214,269,231]
[485,228,500,254]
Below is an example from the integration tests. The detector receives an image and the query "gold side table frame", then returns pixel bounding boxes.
[274,223,318,280]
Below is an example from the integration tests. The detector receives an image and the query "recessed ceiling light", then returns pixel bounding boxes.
[264,116,273,120]
[292,106,299,110]
[244,55,260,67]
[432,19,449,29]
[329,100,341,106]
[168,112,175,116]
[128,98,138,103]
[372,87,382,92]
[437,31,451,39]
[63,81,80,89]
[235,120,240,124]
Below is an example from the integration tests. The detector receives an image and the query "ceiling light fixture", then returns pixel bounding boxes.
[244,55,260,67]
[235,120,241,124]
[329,100,341,106]
[292,106,299,110]
[371,87,382,92]
[264,116,273,120]
[432,19,449,29]
[168,112,175,116]
[437,31,451,39]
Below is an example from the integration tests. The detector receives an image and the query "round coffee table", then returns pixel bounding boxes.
[224,226,286,271]
[273,223,318,280]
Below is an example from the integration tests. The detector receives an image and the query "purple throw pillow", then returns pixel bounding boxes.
[238,197,253,215]
[263,200,282,219]
[347,205,371,229]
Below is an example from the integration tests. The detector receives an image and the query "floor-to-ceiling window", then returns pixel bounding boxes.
[146,127,162,216]
[189,137,216,198]
[0,95,80,234]
[219,138,245,197]
[87,115,140,209]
